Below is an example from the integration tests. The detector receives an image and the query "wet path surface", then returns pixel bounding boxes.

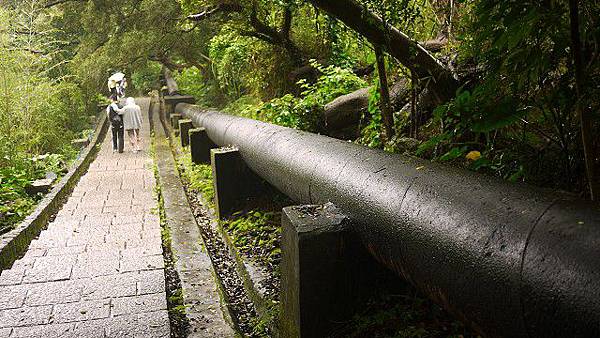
[0,98,170,338]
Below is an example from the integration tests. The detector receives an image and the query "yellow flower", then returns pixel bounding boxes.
[465,150,481,161]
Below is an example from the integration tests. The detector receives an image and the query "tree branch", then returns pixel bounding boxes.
[187,3,243,22]
[281,6,293,38]
[8,47,45,55]
[309,0,458,103]
[44,0,83,8]
[149,55,190,71]
[249,5,281,43]
[162,66,179,95]
[248,4,304,65]
[187,1,305,66]
[569,0,598,200]
[375,45,395,140]
[239,30,276,45]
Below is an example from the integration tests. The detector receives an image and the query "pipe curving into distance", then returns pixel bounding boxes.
[176,102,600,338]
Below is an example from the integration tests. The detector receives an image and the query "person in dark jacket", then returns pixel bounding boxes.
[106,95,125,153]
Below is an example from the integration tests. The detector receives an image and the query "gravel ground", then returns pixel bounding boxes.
[162,233,191,338]
[186,188,269,337]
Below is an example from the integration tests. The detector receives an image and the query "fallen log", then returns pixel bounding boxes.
[323,87,370,132]
[323,79,410,134]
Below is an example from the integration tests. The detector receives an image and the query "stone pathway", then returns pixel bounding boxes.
[0,98,170,338]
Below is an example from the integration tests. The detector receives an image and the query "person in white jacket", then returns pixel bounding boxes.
[121,97,142,152]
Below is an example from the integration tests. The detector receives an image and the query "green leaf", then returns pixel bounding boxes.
[416,133,451,155]
[470,157,492,171]
[439,147,467,162]
[471,99,523,132]
[507,166,525,182]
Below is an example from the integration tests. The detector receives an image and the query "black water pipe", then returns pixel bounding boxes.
[176,102,600,338]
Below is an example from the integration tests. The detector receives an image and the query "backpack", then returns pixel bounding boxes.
[108,104,122,126]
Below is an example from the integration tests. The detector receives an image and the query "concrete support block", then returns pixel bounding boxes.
[71,138,89,149]
[280,203,387,337]
[160,87,169,98]
[170,114,182,130]
[25,178,53,195]
[179,119,193,147]
[163,95,195,117]
[210,147,263,219]
[190,128,216,164]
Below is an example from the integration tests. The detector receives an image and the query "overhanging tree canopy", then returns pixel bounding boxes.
[309,0,458,103]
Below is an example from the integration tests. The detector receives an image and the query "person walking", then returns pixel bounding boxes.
[121,97,143,152]
[108,72,127,99]
[108,79,118,98]
[107,95,125,153]
[117,77,127,98]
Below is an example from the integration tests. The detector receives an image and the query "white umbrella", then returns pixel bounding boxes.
[108,72,125,82]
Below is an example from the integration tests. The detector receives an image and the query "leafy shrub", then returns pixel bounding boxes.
[131,62,162,95]
[299,60,368,106]
[358,85,384,149]
[228,60,367,132]
[223,95,263,119]
[176,148,214,204]
[174,67,212,106]
[0,164,36,233]
[412,0,600,190]
[257,94,302,129]
[0,6,90,232]
[223,210,281,269]
[334,293,469,338]
[187,163,215,204]
[209,30,253,99]
[0,152,73,233]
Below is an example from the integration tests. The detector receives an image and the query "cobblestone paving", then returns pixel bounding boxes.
[0,98,170,338]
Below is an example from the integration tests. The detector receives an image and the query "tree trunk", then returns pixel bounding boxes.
[162,66,179,95]
[411,72,418,138]
[375,46,395,141]
[569,0,597,200]
[309,0,458,104]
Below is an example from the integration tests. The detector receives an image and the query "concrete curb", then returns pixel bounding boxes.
[0,112,109,271]
[154,96,236,336]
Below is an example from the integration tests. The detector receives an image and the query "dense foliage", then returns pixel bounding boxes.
[0,2,91,232]
[0,0,596,241]
[169,0,598,196]
[424,0,600,192]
